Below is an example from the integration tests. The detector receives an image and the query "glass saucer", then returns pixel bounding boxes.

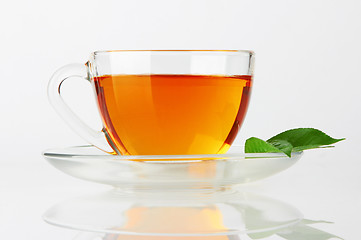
[43,190,303,236]
[42,145,302,190]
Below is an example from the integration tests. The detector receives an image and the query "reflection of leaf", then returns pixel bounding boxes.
[277,223,344,240]
[226,194,344,240]
[301,219,334,225]
[248,230,278,239]
[246,218,343,240]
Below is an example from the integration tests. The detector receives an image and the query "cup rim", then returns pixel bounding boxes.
[93,49,254,55]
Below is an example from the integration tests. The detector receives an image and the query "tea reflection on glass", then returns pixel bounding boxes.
[103,205,233,240]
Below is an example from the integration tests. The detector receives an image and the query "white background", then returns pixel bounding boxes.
[1,0,361,239]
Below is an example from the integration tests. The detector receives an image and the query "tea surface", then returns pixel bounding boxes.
[93,74,251,155]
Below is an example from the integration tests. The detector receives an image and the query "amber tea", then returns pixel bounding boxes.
[93,74,251,155]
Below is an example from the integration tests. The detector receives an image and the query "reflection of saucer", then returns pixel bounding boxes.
[43,190,302,236]
[74,232,243,240]
[43,145,302,188]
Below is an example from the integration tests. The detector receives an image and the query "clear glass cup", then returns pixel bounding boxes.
[48,50,254,155]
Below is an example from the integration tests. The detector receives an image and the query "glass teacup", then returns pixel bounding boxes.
[48,50,254,155]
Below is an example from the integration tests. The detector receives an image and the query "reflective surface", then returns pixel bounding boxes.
[40,145,348,240]
[43,190,302,236]
[72,219,343,240]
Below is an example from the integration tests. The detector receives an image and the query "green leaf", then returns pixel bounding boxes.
[245,137,284,154]
[267,139,293,157]
[267,128,345,151]
[245,128,345,157]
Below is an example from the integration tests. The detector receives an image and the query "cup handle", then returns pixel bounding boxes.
[48,63,115,154]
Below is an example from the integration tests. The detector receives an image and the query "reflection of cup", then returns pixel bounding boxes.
[43,190,302,237]
[48,50,254,155]
[104,233,232,240]
[105,206,231,240]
